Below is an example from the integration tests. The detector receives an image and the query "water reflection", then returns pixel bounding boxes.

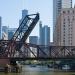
[0,65,75,75]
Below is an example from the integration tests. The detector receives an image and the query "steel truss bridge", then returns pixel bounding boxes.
[0,13,75,61]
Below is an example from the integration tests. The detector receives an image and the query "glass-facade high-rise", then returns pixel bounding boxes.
[39,22,50,46]
[53,0,72,45]
[39,23,50,57]
[42,25,50,46]
[19,9,28,25]
[22,9,28,19]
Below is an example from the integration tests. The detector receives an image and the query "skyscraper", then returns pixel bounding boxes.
[19,9,28,25]
[22,9,28,19]
[55,8,75,46]
[39,24,50,57]
[39,22,50,46]
[0,17,2,39]
[42,26,50,46]
[53,0,72,45]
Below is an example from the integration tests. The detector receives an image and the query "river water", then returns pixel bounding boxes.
[0,65,75,75]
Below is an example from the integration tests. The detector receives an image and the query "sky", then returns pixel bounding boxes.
[0,0,75,41]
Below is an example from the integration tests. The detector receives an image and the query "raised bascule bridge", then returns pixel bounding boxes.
[0,13,75,72]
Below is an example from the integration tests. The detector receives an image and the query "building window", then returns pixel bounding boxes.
[73,10,74,14]
[73,16,74,20]
[63,22,65,24]
[63,37,65,40]
[63,40,65,42]
[63,25,65,27]
[71,34,72,36]
[63,11,66,14]
[64,19,65,21]
[68,19,70,21]
[63,34,65,36]
[64,31,65,33]
[68,16,70,21]
[69,28,70,30]
[71,27,72,29]
[68,16,69,19]
[68,10,70,14]
[63,28,65,30]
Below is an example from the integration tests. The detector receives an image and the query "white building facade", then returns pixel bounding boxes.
[53,0,72,45]
[56,8,75,46]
